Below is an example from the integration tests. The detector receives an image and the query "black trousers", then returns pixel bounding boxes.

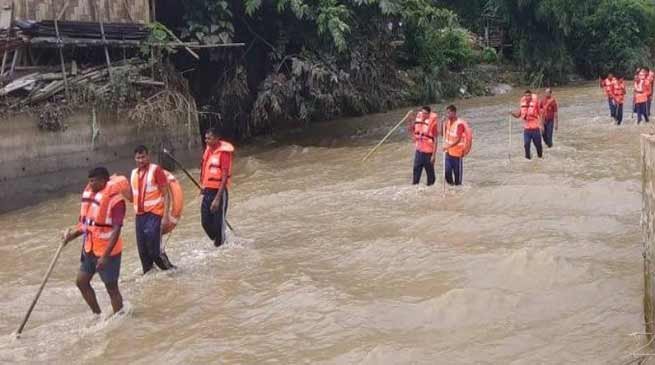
[201,189,229,247]
[135,212,175,273]
[412,151,436,186]
[524,129,543,159]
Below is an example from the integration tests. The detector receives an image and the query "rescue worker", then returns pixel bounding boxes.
[511,90,543,160]
[200,128,234,247]
[539,88,558,148]
[409,106,438,186]
[600,73,616,118]
[635,69,649,124]
[646,67,654,117]
[128,145,175,274]
[611,75,626,125]
[633,68,641,117]
[62,167,125,315]
[442,105,467,185]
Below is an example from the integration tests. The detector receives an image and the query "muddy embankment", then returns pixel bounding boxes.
[0,109,200,212]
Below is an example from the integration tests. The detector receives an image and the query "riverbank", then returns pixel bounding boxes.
[0,108,199,213]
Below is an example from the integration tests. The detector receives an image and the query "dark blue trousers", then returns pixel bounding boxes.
[524,129,543,159]
[412,150,435,186]
[637,102,649,124]
[202,189,229,247]
[615,103,623,125]
[136,212,174,273]
[542,119,554,148]
[445,153,463,186]
[608,97,616,118]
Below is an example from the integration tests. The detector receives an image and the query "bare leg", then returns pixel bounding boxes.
[76,271,101,314]
[104,281,123,314]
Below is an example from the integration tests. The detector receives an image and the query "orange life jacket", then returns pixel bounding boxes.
[649,71,655,96]
[78,176,125,257]
[636,78,649,104]
[445,118,472,158]
[520,95,541,129]
[413,112,438,154]
[201,141,235,189]
[130,163,165,216]
[612,79,626,104]
[602,78,614,97]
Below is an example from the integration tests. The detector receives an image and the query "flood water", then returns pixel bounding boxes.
[0,83,651,364]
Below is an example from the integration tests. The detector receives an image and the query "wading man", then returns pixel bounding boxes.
[512,90,543,160]
[611,75,626,125]
[200,128,234,247]
[442,105,471,186]
[409,106,438,186]
[128,145,175,274]
[63,167,125,315]
[539,88,558,148]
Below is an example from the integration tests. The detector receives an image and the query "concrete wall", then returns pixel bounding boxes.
[641,134,655,342]
[0,108,199,212]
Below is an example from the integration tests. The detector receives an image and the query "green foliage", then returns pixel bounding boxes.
[182,0,234,44]
[141,22,178,57]
[496,0,655,81]
[481,47,498,63]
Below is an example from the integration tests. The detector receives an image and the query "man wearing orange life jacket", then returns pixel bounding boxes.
[646,67,654,117]
[539,88,558,148]
[611,75,626,125]
[511,90,543,159]
[409,106,438,186]
[200,127,234,246]
[62,167,125,315]
[442,104,467,185]
[600,73,616,118]
[127,145,175,274]
[635,69,650,124]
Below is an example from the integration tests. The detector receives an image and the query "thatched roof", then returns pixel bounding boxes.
[12,0,150,24]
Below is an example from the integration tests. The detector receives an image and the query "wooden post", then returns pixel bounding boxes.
[9,47,18,76]
[54,1,71,101]
[0,50,7,77]
[150,0,156,22]
[96,1,113,82]
[641,134,655,346]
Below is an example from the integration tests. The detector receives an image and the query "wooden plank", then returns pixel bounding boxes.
[0,0,13,30]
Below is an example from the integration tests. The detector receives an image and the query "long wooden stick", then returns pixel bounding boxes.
[96,1,113,82]
[54,1,70,101]
[161,149,236,234]
[442,121,447,197]
[16,235,68,338]
[362,110,413,161]
[508,106,512,165]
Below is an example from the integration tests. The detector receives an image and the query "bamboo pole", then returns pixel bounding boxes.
[508,106,512,165]
[16,230,70,338]
[362,110,413,161]
[96,1,113,82]
[54,1,70,101]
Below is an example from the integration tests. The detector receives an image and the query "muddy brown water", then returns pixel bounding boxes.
[0,83,650,364]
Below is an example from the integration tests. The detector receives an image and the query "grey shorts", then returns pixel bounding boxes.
[80,251,121,284]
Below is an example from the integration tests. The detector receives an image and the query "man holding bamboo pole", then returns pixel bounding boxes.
[62,167,126,315]
[200,128,234,247]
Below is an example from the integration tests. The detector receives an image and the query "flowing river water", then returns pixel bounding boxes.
[0,82,651,364]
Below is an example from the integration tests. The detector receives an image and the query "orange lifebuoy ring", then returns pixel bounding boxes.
[109,174,131,198]
[162,170,184,235]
